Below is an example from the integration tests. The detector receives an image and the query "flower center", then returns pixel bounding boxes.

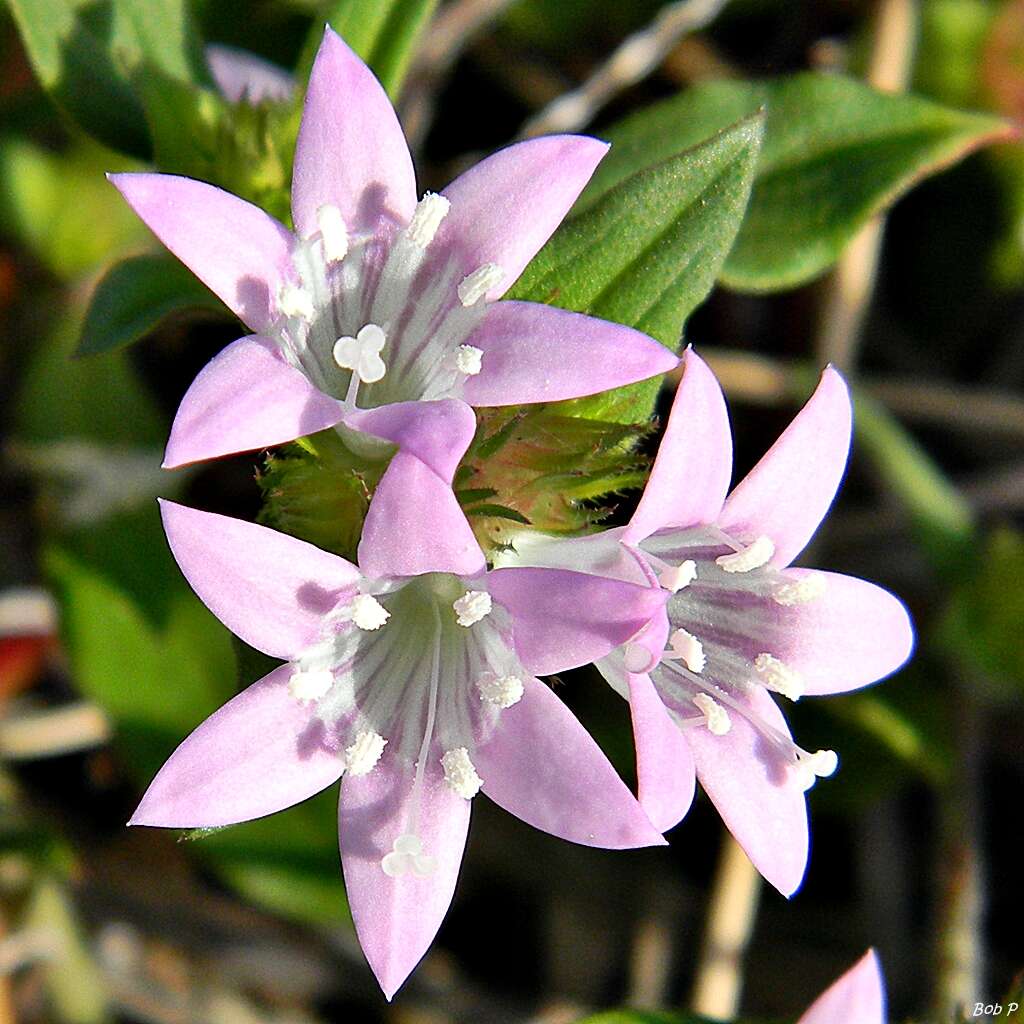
[272,196,502,414]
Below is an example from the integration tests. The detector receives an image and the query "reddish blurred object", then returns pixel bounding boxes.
[0,588,57,700]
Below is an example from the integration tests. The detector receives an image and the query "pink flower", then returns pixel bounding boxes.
[109,28,677,479]
[505,350,914,896]
[133,440,667,998]
[798,949,886,1024]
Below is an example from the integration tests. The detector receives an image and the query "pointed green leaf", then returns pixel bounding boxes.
[7,0,207,156]
[578,73,1010,292]
[509,114,764,422]
[78,254,226,357]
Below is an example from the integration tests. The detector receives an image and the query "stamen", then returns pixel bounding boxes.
[477,673,524,709]
[333,323,387,384]
[754,652,804,701]
[455,344,483,376]
[792,749,839,791]
[316,204,349,262]
[288,668,334,702]
[345,730,387,775]
[441,747,483,799]
[668,628,706,673]
[623,641,656,674]
[457,263,504,306]
[692,693,732,735]
[453,590,492,627]
[344,593,390,631]
[716,535,775,573]
[381,833,437,877]
[658,560,697,592]
[278,282,315,321]
[406,192,450,248]
[773,573,827,606]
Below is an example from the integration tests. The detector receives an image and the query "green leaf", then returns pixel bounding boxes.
[575,1011,723,1024]
[78,254,225,356]
[303,0,440,98]
[510,114,764,422]
[7,0,207,156]
[578,73,1009,292]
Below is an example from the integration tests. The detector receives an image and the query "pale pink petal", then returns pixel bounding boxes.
[131,665,345,828]
[475,676,666,848]
[437,136,609,299]
[628,670,696,833]
[339,753,470,1000]
[164,335,344,468]
[777,571,914,696]
[342,399,476,484]
[624,348,733,544]
[484,567,668,676]
[291,28,416,237]
[108,173,294,335]
[798,949,886,1024]
[719,367,852,567]
[160,500,361,660]
[358,453,485,579]
[688,687,809,896]
[461,301,677,406]
[206,44,295,104]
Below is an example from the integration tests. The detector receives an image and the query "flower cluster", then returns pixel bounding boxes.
[116,28,913,1000]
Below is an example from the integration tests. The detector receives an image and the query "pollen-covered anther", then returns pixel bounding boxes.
[453,590,492,626]
[754,652,804,701]
[773,573,827,606]
[345,593,390,631]
[344,730,387,776]
[455,344,483,376]
[333,323,387,384]
[658,560,697,592]
[793,748,839,791]
[623,641,655,674]
[477,673,524,708]
[278,282,315,321]
[381,833,437,878]
[406,192,450,247]
[457,262,504,306]
[692,693,731,735]
[716,535,775,573]
[669,628,706,673]
[288,668,334,702]
[316,204,349,262]
[441,747,483,799]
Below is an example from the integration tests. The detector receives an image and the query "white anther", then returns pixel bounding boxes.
[623,642,655,674]
[406,192,450,247]
[441,747,483,799]
[457,263,504,306]
[793,749,838,791]
[477,673,524,709]
[773,573,827,606]
[716,535,775,573]
[343,593,390,631]
[453,590,492,627]
[658,560,697,592]
[455,344,483,376]
[381,832,437,877]
[669,628,706,674]
[333,323,388,384]
[754,652,804,701]
[692,693,732,735]
[278,282,315,321]
[316,204,349,262]
[288,668,334,702]
[344,731,387,775]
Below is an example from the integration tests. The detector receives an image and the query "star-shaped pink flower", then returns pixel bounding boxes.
[505,350,914,896]
[133,437,666,998]
[109,27,678,479]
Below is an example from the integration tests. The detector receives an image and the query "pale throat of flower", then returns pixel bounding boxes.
[287,579,526,880]
[273,195,502,412]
